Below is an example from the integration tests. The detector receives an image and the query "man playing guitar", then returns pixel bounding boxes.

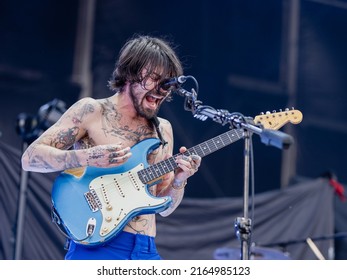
[21,34,201,260]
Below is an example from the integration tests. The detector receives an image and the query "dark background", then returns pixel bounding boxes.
[1,0,347,259]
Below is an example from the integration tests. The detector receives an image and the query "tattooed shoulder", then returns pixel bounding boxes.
[70,98,97,125]
[100,97,122,122]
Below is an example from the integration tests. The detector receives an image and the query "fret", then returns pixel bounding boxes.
[207,140,215,153]
[146,167,156,181]
[151,165,161,177]
[139,128,244,184]
[157,161,168,175]
[200,143,210,156]
[192,145,204,157]
[214,136,223,149]
[138,170,148,183]
[190,146,200,156]
[167,157,177,170]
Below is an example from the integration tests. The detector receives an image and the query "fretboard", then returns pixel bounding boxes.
[138,128,244,184]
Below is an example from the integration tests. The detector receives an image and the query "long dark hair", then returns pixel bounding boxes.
[108,35,183,92]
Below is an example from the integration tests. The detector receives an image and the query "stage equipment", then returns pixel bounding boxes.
[214,246,291,260]
[172,77,301,260]
[16,99,66,144]
[14,99,66,259]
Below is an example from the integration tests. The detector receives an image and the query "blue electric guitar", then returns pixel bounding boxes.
[51,109,303,246]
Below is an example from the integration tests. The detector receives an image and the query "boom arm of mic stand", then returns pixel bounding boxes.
[175,87,294,150]
[176,88,237,125]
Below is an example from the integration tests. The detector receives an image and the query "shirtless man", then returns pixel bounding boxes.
[21,34,201,260]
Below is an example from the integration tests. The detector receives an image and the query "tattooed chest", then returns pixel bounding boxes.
[76,120,164,165]
[108,126,162,163]
[103,124,156,145]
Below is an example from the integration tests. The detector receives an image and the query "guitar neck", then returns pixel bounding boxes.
[138,128,244,184]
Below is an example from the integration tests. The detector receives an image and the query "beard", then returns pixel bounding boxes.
[129,86,160,119]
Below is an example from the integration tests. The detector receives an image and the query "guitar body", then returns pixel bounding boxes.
[51,108,303,247]
[51,138,172,246]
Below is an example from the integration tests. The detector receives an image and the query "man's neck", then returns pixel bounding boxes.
[112,92,148,124]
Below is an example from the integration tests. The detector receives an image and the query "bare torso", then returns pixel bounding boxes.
[73,95,172,237]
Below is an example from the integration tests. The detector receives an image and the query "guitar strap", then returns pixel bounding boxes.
[150,115,168,147]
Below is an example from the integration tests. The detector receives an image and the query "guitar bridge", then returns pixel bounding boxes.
[84,189,102,212]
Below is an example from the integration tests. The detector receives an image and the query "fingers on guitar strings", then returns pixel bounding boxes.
[177,155,198,175]
[190,154,201,170]
[191,154,200,162]
[181,155,191,162]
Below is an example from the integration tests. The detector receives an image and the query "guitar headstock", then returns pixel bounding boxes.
[254,108,303,130]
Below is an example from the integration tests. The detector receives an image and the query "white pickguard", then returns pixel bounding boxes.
[88,163,169,237]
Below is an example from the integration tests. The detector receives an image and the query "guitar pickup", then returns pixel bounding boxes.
[84,189,102,212]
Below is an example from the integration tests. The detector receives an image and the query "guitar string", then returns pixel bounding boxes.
[87,129,243,197]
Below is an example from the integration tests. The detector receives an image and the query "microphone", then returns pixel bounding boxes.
[160,76,187,90]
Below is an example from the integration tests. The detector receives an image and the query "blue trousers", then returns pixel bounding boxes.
[65,231,162,260]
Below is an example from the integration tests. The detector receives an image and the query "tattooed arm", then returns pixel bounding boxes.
[157,176,185,217]
[158,147,199,218]
[21,98,131,173]
[153,119,182,217]
[155,119,201,217]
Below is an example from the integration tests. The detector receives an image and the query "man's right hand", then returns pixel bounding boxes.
[85,144,132,167]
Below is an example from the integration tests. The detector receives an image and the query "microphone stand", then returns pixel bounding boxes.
[175,86,294,260]
[14,141,29,260]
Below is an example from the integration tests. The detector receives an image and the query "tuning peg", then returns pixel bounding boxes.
[272,110,276,113]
